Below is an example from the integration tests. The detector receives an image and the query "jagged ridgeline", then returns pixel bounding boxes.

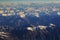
[0,2,60,40]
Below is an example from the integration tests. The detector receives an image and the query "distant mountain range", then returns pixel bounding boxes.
[0,3,60,40]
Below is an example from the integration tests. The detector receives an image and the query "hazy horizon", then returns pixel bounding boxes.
[0,0,60,3]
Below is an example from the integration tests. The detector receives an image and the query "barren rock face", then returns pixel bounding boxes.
[0,32,18,40]
[0,32,10,40]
